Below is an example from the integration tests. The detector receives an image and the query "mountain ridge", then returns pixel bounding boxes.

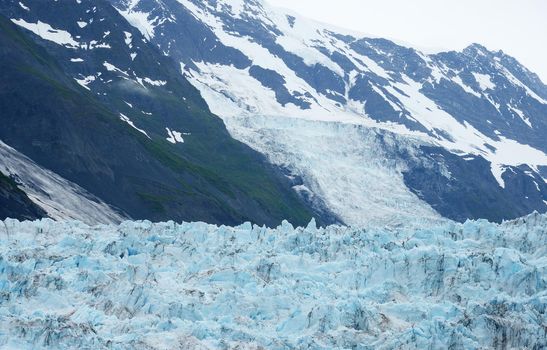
[105,0,546,224]
[0,0,545,225]
[0,2,320,226]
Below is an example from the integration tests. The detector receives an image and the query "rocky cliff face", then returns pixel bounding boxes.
[0,171,46,221]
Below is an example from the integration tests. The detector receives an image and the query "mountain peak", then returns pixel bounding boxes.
[462,43,493,57]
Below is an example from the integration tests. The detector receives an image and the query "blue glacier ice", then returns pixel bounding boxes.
[0,213,546,349]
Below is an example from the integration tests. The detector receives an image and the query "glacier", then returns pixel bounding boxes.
[220,114,445,227]
[0,213,546,349]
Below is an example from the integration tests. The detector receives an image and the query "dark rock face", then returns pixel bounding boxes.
[0,171,46,221]
[402,147,547,222]
[249,65,311,109]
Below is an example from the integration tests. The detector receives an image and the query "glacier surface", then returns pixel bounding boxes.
[221,114,444,227]
[0,213,546,349]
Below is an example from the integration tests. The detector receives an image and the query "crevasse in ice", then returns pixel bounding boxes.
[0,213,545,349]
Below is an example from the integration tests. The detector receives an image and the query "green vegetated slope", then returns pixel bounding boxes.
[0,12,315,226]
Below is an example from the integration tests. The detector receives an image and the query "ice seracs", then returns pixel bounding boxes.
[0,212,545,349]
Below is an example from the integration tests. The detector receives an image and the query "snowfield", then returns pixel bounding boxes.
[0,213,546,349]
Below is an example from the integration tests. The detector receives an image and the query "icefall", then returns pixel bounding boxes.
[0,212,546,349]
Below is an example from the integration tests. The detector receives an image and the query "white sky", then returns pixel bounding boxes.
[267,0,547,83]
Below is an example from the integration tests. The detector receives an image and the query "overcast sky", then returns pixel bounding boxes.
[267,0,547,83]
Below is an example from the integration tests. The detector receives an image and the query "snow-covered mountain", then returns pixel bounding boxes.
[107,0,547,224]
[0,0,319,227]
[0,0,545,225]
[1,213,546,348]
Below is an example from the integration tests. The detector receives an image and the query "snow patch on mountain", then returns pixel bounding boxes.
[119,113,150,138]
[165,128,185,144]
[491,163,507,188]
[18,2,29,11]
[508,105,533,128]
[178,0,334,99]
[115,0,157,40]
[472,72,496,90]
[452,75,481,97]
[141,77,166,86]
[188,62,419,135]
[74,74,96,90]
[384,76,547,178]
[103,61,127,74]
[124,30,133,47]
[11,18,79,48]
[490,60,547,105]
[270,10,345,77]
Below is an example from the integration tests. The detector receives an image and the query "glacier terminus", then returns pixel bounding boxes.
[0,213,546,349]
